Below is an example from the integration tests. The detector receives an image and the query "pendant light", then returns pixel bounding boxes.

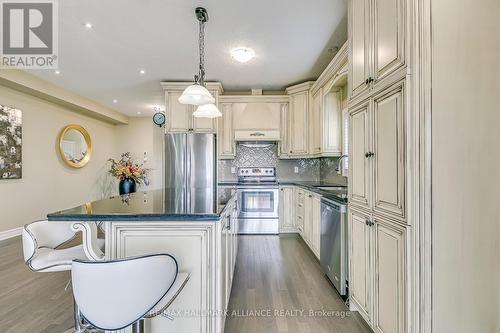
[178,7,220,118]
[193,103,222,118]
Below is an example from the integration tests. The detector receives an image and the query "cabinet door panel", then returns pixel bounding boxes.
[323,90,342,155]
[349,0,370,98]
[373,0,406,82]
[290,93,309,155]
[349,209,372,322]
[373,83,405,220]
[309,91,322,154]
[193,116,216,133]
[349,101,371,209]
[373,218,406,333]
[312,195,322,258]
[279,187,295,233]
[303,193,313,245]
[218,103,234,159]
[167,92,191,132]
[279,103,290,157]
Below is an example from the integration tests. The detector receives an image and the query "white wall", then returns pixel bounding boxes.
[0,85,117,233]
[432,0,500,332]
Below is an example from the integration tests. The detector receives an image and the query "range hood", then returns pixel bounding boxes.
[233,102,281,141]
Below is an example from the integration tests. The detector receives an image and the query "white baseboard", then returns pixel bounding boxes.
[0,227,22,241]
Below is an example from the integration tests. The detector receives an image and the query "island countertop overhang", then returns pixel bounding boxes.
[47,187,237,222]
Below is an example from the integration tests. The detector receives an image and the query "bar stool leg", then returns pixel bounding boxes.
[132,319,145,333]
[73,297,86,333]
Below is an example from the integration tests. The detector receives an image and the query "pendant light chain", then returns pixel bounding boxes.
[198,20,206,86]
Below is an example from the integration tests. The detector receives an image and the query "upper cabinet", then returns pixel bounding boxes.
[161,82,224,133]
[285,82,313,157]
[349,0,371,98]
[218,103,235,159]
[349,0,407,100]
[309,89,322,155]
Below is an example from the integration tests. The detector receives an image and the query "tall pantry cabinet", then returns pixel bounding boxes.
[347,0,410,332]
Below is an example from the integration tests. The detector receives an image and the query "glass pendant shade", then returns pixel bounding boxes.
[192,103,222,118]
[178,84,215,105]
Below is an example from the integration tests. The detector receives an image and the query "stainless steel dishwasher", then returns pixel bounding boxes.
[320,198,348,297]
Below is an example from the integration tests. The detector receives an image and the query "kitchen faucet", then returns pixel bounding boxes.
[335,155,348,174]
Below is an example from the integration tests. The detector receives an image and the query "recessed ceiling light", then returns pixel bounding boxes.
[137,111,142,115]
[84,22,93,29]
[139,69,146,75]
[230,47,255,63]
[112,99,118,104]
[54,70,60,75]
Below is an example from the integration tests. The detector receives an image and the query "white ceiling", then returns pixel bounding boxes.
[28,0,347,117]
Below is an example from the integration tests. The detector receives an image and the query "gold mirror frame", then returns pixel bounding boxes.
[58,124,92,168]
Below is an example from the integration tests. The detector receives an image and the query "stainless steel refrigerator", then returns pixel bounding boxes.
[164,133,216,214]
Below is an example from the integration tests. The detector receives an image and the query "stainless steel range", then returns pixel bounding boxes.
[237,167,279,234]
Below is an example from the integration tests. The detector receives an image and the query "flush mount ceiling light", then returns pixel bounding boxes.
[178,7,220,117]
[193,103,222,118]
[84,22,93,29]
[230,47,255,63]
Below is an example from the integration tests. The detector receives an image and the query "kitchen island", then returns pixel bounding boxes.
[47,187,239,333]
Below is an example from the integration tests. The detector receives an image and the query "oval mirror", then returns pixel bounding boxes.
[58,125,92,168]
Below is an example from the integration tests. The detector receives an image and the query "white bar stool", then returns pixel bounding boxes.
[22,219,105,331]
[71,254,190,333]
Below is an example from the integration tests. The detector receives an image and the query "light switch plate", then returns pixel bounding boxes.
[294,166,299,173]
[231,167,236,174]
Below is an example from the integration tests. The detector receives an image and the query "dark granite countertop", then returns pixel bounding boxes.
[218,180,348,204]
[47,187,237,222]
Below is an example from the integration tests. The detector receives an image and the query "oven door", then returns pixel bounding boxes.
[237,187,279,219]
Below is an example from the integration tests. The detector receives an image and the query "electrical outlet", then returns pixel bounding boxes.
[294,166,299,173]
[231,167,236,174]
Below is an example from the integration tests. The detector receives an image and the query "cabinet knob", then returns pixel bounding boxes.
[365,152,375,158]
[365,79,369,85]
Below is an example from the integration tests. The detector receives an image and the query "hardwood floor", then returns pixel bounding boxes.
[0,234,371,333]
[225,235,372,333]
[0,236,74,333]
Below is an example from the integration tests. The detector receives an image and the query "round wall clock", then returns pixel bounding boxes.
[152,112,166,127]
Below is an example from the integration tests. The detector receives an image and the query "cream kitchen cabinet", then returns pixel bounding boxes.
[166,93,215,132]
[348,81,406,222]
[161,82,223,133]
[301,189,321,259]
[373,216,407,333]
[349,99,371,211]
[285,82,314,157]
[348,207,408,333]
[294,187,305,236]
[309,43,348,158]
[311,194,322,258]
[303,192,313,246]
[349,0,371,99]
[279,186,296,233]
[217,103,235,159]
[349,0,407,100]
[309,89,322,155]
[372,83,406,220]
[321,83,344,156]
[349,208,373,323]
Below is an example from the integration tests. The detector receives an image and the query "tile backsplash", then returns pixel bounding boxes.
[218,143,347,185]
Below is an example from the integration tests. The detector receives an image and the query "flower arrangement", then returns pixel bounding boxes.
[108,152,150,185]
